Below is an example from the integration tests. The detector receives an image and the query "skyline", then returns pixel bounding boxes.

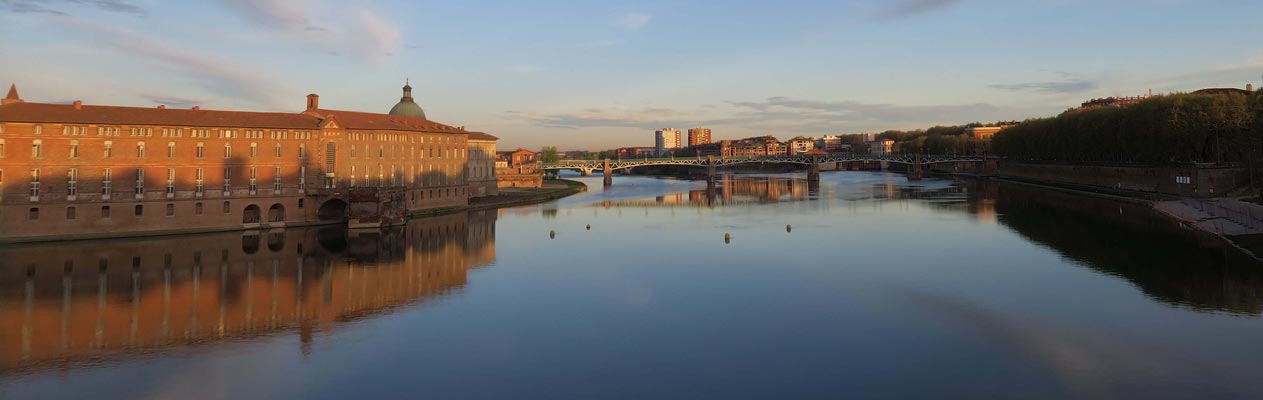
[1,0,1261,150]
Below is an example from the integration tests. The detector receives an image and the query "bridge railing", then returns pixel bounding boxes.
[542,154,988,168]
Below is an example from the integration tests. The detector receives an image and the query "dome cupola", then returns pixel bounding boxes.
[388,80,426,119]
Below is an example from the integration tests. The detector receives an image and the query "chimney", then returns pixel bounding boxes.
[191,106,200,111]
[157,105,166,109]
[73,100,82,110]
[306,94,319,111]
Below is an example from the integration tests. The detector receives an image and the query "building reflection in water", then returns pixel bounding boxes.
[600,175,815,209]
[0,210,496,375]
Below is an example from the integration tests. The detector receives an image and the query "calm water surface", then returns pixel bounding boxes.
[3,172,1263,399]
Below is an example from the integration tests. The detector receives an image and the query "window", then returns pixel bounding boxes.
[66,206,76,220]
[223,201,231,214]
[299,166,306,192]
[250,142,258,158]
[275,144,282,158]
[31,140,42,158]
[134,204,143,217]
[103,141,113,158]
[69,140,80,158]
[274,166,282,191]
[137,142,146,158]
[135,168,145,196]
[101,205,111,218]
[195,202,204,215]
[249,167,258,193]
[223,167,232,193]
[297,198,304,208]
[351,145,357,158]
[224,143,232,158]
[102,168,112,197]
[196,142,205,158]
[67,168,78,198]
[29,168,39,198]
[167,142,176,158]
[195,168,205,195]
[165,203,174,217]
[33,125,42,135]
[0,139,5,157]
[298,144,306,158]
[166,168,175,196]
[28,207,38,220]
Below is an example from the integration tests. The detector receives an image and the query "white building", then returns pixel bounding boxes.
[815,135,843,152]
[655,128,682,156]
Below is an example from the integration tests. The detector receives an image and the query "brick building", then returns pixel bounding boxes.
[0,83,497,242]
[687,127,712,147]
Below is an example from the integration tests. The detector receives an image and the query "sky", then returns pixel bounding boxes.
[1,0,1260,150]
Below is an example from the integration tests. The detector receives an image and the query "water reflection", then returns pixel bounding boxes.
[988,181,1263,315]
[0,210,497,375]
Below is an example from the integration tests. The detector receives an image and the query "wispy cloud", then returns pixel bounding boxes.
[580,39,621,49]
[990,72,1099,94]
[212,0,400,63]
[876,0,963,20]
[64,18,288,109]
[139,94,208,109]
[614,13,652,29]
[504,64,544,73]
[0,0,144,16]
[504,106,694,130]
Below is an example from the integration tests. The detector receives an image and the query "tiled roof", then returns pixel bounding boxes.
[0,102,319,129]
[313,108,464,134]
[0,101,485,136]
[467,131,499,141]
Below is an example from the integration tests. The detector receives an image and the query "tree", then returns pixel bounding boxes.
[540,146,561,163]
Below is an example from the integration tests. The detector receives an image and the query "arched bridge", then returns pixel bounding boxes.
[542,154,988,185]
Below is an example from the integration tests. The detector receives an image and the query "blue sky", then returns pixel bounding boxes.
[1,0,1260,150]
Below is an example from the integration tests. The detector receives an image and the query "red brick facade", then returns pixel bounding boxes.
[0,86,496,242]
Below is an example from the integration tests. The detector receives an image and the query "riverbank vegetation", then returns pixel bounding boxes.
[994,91,1262,164]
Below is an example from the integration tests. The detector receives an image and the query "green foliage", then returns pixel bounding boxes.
[540,146,561,163]
[992,93,1256,164]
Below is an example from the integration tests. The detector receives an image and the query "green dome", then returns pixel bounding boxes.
[388,82,427,119]
[389,99,426,119]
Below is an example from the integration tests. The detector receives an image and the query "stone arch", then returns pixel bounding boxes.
[268,203,285,222]
[317,199,347,222]
[243,204,262,224]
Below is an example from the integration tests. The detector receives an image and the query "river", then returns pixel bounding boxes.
[3,172,1263,399]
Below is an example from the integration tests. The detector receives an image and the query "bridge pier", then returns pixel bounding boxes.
[706,156,717,184]
[603,158,613,187]
[807,161,821,182]
[908,153,924,181]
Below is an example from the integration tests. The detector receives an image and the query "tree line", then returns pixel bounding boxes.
[992,91,1263,165]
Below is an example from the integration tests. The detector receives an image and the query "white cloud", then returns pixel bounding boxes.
[61,18,289,109]
[212,0,401,63]
[614,13,651,29]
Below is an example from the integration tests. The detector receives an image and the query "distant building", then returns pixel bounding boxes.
[965,123,1017,140]
[655,128,682,156]
[563,150,590,159]
[815,135,843,152]
[786,136,815,155]
[870,139,895,155]
[1070,90,1152,112]
[467,132,499,197]
[496,149,541,188]
[617,146,657,159]
[687,127,712,147]
[860,133,878,143]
